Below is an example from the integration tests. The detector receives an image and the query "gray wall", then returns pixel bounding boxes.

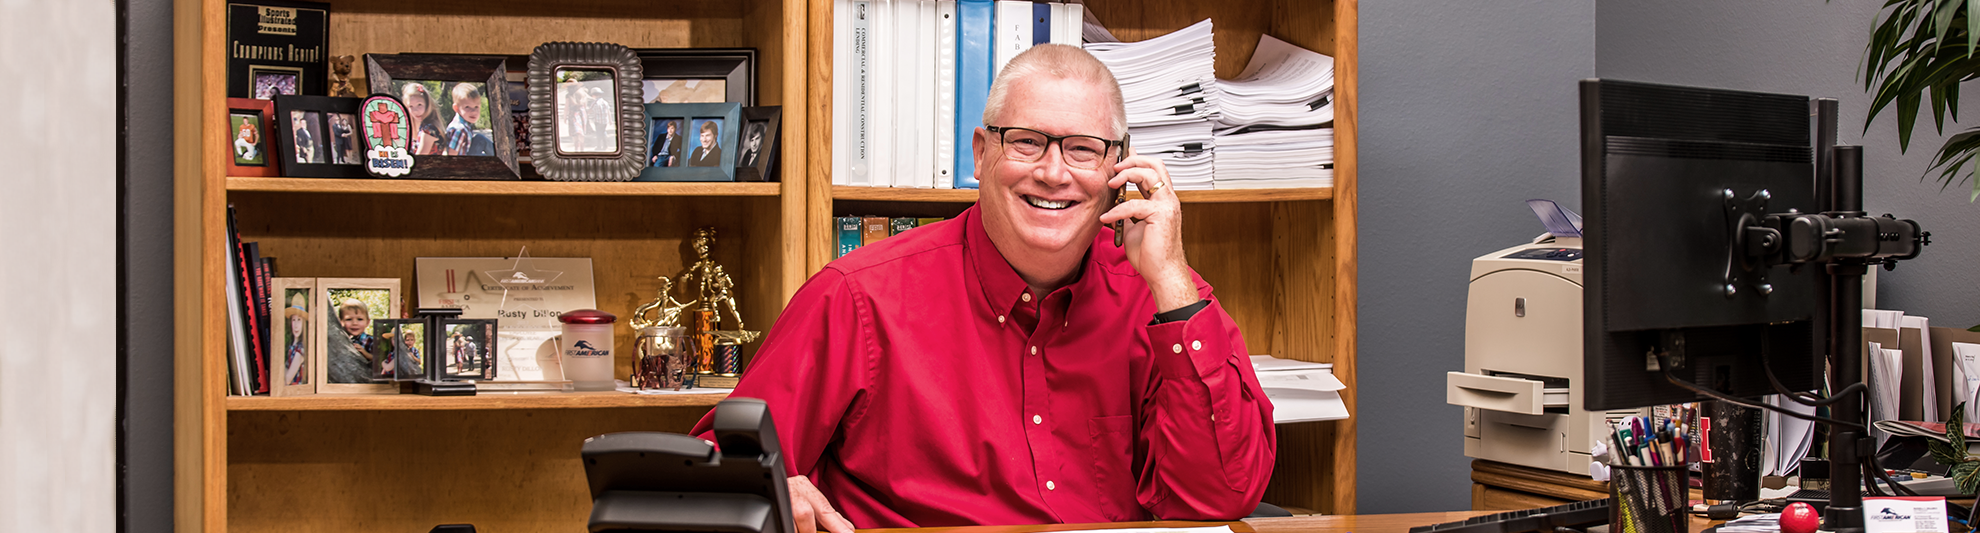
[124,0,177,529]
[1357,0,1596,513]
[1357,0,1980,514]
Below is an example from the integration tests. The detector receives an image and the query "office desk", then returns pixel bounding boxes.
[862,512,1499,533]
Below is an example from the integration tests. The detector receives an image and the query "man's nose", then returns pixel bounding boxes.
[1032,142,1075,185]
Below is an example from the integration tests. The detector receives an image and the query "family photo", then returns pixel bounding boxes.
[392,80,495,156]
[556,68,620,154]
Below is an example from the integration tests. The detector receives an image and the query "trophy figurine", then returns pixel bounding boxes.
[672,227,759,382]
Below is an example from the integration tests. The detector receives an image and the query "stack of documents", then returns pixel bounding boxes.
[1086,19,1220,189]
[1250,355,1349,423]
[1211,125,1334,189]
[1210,35,1336,189]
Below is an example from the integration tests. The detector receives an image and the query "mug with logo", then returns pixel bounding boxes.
[557,309,617,391]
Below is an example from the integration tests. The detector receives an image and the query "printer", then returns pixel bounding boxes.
[1448,236,1641,474]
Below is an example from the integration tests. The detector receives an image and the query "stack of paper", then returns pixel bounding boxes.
[1250,355,1349,423]
[1869,340,1904,447]
[1086,19,1220,189]
[1211,125,1334,189]
[1210,34,1335,189]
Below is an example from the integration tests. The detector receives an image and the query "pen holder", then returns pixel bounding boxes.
[1609,464,1688,533]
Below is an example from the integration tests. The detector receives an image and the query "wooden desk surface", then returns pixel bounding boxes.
[859,512,1499,533]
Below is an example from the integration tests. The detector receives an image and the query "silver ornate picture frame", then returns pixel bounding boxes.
[527,42,647,182]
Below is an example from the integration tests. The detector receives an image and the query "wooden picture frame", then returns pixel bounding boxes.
[632,48,756,106]
[271,95,366,178]
[226,97,279,177]
[527,42,647,181]
[364,54,520,179]
[640,102,742,182]
[268,278,316,397]
[736,106,782,182]
[312,278,402,394]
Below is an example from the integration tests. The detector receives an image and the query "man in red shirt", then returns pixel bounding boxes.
[690,43,1274,533]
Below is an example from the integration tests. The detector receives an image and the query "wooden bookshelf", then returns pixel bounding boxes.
[177,0,1356,530]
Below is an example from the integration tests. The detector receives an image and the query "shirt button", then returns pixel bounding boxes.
[1046,481,1056,491]
[1032,414,1042,424]
[998,315,1006,324]
[1021,292,1032,302]
[1030,346,1038,355]
[1191,340,1203,351]
[1172,343,1183,354]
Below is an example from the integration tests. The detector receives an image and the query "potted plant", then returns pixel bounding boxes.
[1864,0,1980,201]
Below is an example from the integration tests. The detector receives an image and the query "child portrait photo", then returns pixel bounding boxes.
[231,113,265,166]
[312,279,399,393]
[392,80,495,156]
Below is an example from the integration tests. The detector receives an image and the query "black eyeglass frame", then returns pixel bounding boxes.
[984,125,1130,169]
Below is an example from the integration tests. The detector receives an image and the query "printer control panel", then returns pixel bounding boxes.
[1501,248,1582,262]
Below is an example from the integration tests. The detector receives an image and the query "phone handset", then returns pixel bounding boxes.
[1110,133,1133,247]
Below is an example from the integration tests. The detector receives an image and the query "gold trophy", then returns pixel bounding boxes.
[657,227,759,388]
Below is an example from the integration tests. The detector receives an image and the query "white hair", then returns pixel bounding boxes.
[981,44,1127,138]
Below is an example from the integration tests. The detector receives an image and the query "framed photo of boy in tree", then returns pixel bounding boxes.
[311,278,401,394]
[365,53,519,179]
[226,97,278,177]
[526,42,646,182]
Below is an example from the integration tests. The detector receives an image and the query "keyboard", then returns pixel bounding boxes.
[1408,499,1611,533]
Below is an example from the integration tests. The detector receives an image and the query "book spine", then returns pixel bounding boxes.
[247,243,272,394]
[933,0,958,189]
[237,243,268,394]
[954,0,993,189]
[223,205,255,395]
[836,216,863,258]
[871,0,896,188]
[833,0,853,186]
[993,1,1033,76]
[1032,2,1050,46]
[846,0,876,186]
[912,0,938,189]
[916,217,947,227]
[862,216,891,246]
[889,217,919,235]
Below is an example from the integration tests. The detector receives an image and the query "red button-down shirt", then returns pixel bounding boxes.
[690,205,1274,528]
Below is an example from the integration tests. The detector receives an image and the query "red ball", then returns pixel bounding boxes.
[1780,502,1821,533]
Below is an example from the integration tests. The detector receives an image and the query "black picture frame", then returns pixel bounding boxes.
[632,48,756,106]
[364,54,520,179]
[368,318,427,383]
[736,106,782,182]
[271,95,366,178]
[527,42,648,182]
[435,318,497,381]
[642,102,742,182]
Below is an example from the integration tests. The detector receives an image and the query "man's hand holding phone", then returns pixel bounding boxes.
[1099,149,1197,314]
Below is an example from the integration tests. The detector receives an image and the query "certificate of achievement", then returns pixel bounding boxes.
[416,256,596,381]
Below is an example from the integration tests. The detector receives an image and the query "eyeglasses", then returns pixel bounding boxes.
[985,125,1126,170]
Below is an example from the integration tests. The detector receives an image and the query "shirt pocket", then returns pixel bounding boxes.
[1086,415,1136,520]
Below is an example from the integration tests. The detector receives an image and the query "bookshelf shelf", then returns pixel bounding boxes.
[831,185,1333,203]
[225,391,729,411]
[227,177,783,197]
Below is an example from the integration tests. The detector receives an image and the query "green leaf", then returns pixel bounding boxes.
[1955,460,1980,496]
[1932,438,1966,466]
[1949,401,1969,452]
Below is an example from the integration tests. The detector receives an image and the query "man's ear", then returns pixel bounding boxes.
[970,126,990,176]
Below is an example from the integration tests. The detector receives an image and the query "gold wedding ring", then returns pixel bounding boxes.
[1145,180,1164,192]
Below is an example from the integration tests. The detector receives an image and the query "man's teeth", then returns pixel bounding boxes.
[1026,196,1072,210]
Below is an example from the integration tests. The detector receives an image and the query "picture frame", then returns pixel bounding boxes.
[271,95,367,178]
[268,278,316,397]
[369,318,426,382]
[736,106,782,182]
[437,318,498,381]
[632,48,757,106]
[365,53,520,179]
[526,42,647,182]
[226,97,279,177]
[641,102,742,182]
[312,278,401,394]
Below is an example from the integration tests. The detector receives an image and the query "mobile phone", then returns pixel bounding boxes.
[1111,134,1132,247]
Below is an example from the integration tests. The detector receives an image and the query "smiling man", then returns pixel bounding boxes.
[690,44,1274,533]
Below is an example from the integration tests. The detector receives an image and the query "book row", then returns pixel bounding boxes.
[835,216,951,258]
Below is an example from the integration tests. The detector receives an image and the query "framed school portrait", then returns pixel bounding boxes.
[226,97,279,177]
[312,278,401,394]
[268,278,317,397]
[640,102,741,182]
[366,53,520,179]
[736,106,782,182]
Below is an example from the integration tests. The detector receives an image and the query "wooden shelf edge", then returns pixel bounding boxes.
[227,177,783,197]
[225,391,730,411]
[831,185,1332,203]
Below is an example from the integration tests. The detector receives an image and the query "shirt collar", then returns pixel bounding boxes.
[963,205,1032,319]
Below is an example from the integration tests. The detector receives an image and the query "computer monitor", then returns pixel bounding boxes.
[1579,79,1823,411]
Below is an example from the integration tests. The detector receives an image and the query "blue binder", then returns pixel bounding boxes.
[1032,2,1051,46]
[954,0,993,189]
